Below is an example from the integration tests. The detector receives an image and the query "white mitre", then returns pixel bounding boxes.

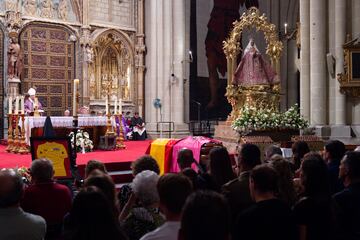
[28,88,36,96]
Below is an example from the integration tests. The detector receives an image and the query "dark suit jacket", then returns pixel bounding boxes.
[222,171,254,226]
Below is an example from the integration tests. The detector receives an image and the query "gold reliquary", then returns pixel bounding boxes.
[337,38,360,97]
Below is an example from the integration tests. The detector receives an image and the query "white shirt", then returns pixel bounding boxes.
[140,221,180,240]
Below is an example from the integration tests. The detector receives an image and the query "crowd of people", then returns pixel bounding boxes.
[0,139,360,240]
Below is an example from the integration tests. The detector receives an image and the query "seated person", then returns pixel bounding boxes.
[130,112,147,140]
[24,88,44,116]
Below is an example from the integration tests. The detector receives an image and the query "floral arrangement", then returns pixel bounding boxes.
[69,129,94,153]
[232,104,309,132]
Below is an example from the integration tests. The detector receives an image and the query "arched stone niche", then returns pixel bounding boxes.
[89,30,134,105]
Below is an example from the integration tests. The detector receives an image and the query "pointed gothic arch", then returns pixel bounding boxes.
[88,29,135,103]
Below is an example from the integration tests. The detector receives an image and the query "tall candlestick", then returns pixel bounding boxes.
[8,97,12,114]
[118,98,122,114]
[284,23,288,35]
[73,79,79,116]
[114,98,117,115]
[20,96,24,114]
[105,97,109,115]
[14,96,19,114]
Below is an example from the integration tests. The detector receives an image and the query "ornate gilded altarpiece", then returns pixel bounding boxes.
[20,24,75,116]
[0,28,4,139]
[89,31,133,102]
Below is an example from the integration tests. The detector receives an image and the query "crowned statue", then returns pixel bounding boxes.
[233,38,278,86]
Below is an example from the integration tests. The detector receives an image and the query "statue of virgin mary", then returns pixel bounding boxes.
[232,38,278,86]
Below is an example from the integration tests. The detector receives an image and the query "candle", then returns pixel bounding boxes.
[8,97,12,114]
[105,97,109,115]
[114,98,117,115]
[284,23,288,35]
[34,97,39,109]
[73,79,79,116]
[118,98,122,114]
[20,96,24,114]
[14,96,19,114]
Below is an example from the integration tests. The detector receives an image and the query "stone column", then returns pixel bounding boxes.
[147,0,158,124]
[310,0,326,125]
[352,0,360,124]
[172,0,188,135]
[300,0,310,121]
[135,0,146,117]
[287,40,298,107]
[335,0,347,124]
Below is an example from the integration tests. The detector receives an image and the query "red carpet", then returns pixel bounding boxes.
[0,140,152,169]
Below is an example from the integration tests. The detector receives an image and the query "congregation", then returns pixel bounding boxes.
[0,139,360,240]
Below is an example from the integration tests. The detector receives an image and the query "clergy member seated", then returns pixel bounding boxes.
[24,88,44,116]
[130,112,147,140]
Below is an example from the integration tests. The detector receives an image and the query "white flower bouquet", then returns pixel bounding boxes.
[232,104,309,132]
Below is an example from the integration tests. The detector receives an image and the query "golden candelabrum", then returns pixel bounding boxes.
[5,113,14,152]
[11,114,20,153]
[6,113,30,154]
[105,112,115,136]
[101,79,117,136]
[115,113,126,149]
[17,114,30,154]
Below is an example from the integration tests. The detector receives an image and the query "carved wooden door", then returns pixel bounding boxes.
[20,24,74,116]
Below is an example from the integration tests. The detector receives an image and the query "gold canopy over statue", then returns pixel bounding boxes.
[223,7,283,120]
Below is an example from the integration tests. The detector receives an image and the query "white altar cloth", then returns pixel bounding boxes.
[23,116,116,145]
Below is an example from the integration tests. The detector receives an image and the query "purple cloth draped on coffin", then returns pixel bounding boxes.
[115,116,130,137]
[170,136,221,173]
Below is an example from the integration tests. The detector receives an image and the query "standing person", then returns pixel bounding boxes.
[293,153,335,240]
[0,169,46,240]
[324,140,346,194]
[208,146,236,188]
[131,112,147,140]
[333,151,360,240]
[269,154,297,207]
[233,165,296,240]
[21,159,72,239]
[178,191,230,240]
[140,174,193,240]
[222,143,261,225]
[64,186,127,240]
[24,88,43,115]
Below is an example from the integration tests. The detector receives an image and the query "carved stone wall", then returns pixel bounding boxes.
[89,0,135,29]
[20,24,75,116]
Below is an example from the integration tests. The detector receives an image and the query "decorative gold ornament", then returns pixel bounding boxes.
[223,7,283,120]
[337,37,360,98]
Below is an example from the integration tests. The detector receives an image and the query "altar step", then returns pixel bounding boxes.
[78,161,134,189]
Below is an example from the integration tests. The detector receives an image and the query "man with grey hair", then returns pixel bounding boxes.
[21,159,72,239]
[0,168,46,240]
[120,170,165,240]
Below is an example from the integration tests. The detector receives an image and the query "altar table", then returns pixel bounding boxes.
[23,116,116,146]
